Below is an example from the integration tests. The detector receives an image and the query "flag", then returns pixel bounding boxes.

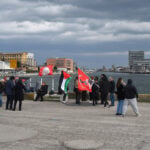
[78,68,92,92]
[60,71,72,93]
[39,65,53,76]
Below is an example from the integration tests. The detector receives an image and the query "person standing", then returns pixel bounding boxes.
[92,76,100,106]
[109,76,115,107]
[58,71,63,95]
[99,74,109,107]
[74,77,81,104]
[122,79,140,117]
[89,76,94,103]
[82,91,87,101]
[0,79,5,107]
[116,78,125,115]
[5,76,15,110]
[13,79,26,111]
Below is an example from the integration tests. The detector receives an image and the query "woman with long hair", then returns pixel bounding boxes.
[116,78,125,115]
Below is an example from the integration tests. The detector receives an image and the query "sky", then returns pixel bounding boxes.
[0,0,150,69]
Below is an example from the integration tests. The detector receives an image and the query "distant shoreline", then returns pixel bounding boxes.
[96,70,150,75]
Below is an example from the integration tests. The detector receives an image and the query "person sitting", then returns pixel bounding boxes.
[34,82,48,101]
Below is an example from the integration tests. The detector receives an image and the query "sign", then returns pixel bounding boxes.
[10,60,17,69]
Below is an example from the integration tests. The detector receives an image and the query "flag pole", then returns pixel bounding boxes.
[30,78,32,87]
[40,77,43,85]
[52,76,54,91]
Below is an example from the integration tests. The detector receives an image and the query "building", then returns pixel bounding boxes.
[27,53,36,67]
[0,52,37,69]
[46,58,74,72]
[132,59,150,72]
[129,51,150,72]
[129,51,144,70]
[0,61,11,70]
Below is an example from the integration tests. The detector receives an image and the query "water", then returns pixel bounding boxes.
[28,71,150,94]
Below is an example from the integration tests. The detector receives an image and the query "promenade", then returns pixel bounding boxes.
[0,97,150,150]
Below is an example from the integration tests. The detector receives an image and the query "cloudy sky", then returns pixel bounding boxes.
[0,0,150,68]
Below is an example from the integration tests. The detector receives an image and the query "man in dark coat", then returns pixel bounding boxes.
[5,76,15,110]
[34,82,48,101]
[13,79,26,111]
[99,74,109,107]
[109,76,115,106]
[92,76,100,106]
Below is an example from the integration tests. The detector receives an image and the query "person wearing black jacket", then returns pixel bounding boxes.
[13,79,26,111]
[92,76,100,106]
[34,82,48,101]
[99,74,109,107]
[5,76,15,110]
[109,77,115,106]
[116,78,125,115]
[122,79,140,117]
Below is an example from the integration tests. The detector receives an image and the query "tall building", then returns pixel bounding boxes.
[129,51,150,72]
[46,58,74,72]
[0,52,36,69]
[129,51,144,70]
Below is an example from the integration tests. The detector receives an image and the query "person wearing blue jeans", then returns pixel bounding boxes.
[117,100,124,115]
[116,78,125,115]
[110,93,115,106]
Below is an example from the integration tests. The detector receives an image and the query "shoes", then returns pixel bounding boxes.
[88,100,92,104]
[116,113,122,115]
[136,113,141,117]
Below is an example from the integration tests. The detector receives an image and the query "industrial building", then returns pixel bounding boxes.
[129,51,150,72]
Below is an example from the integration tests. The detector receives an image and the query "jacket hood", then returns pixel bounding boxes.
[127,79,132,85]
[101,74,108,81]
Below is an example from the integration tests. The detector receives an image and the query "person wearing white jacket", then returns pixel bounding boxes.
[122,79,140,117]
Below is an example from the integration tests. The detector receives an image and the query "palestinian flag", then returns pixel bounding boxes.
[60,71,72,93]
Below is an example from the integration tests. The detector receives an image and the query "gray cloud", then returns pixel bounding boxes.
[1,0,150,68]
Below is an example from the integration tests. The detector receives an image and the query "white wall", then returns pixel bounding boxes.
[0,61,11,69]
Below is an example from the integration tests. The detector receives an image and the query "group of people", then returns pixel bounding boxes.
[0,74,140,117]
[74,74,140,117]
[0,76,49,110]
[0,76,26,111]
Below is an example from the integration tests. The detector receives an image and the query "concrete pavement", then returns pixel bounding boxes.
[0,97,150,150]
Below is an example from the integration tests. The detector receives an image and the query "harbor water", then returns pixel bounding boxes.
[27,72,150,94]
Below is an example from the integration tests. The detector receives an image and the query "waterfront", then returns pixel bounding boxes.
[25,71,150,94]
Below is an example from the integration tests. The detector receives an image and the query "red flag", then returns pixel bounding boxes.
[39,65,53,76]
[78,68,92,92]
